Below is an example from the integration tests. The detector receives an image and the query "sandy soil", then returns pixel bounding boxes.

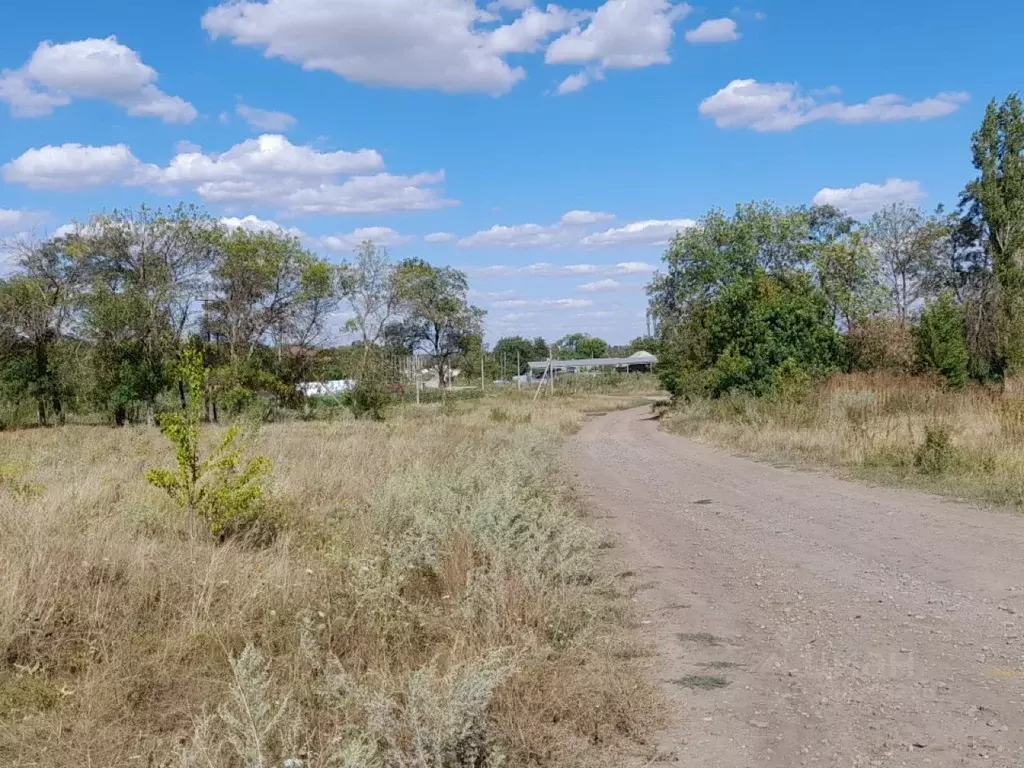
[569,407,1024,767]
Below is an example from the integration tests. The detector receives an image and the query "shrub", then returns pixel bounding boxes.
[916,291,969,389]
[147,349,274,540]
[914,425,955,475]
[342,380,392,421]
[847,318,917,374]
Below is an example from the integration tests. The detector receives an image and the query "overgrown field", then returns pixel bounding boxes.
[664,373,1024,509]
[0,395,658,767]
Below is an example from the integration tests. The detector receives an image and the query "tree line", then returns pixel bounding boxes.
[0,211,487,426]
[649,94,1024,398]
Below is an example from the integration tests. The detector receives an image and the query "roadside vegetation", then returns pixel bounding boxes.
[650,95,1024,506]
[0,391,659,767]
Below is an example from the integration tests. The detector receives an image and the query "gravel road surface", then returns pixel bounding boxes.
[569,407,1024,767]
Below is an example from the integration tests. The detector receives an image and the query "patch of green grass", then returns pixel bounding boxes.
[676,632,722,646]
[696,661,743,670]
[671,675,729,690]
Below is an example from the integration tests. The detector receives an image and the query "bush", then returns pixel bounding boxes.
[916,291,969,389]
[147,349,275,541]
[343,380,393,421]
[914,425,955,475]
[847,318,917,374]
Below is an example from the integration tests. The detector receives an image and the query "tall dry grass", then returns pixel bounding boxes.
[0,397,658,767]
[665,372,1024,507]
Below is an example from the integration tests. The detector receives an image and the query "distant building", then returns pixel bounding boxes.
[527,351,657,378]
[297,379,355,397]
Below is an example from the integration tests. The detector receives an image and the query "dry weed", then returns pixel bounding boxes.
[0,397,658,766]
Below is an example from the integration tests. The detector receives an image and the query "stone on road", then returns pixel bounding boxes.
[569,407,1024,767]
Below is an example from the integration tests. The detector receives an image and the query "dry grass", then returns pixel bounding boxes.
[664,372,1024,509]
[0,396,659,767]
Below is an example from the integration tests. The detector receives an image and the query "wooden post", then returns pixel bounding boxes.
[516,351,521,391]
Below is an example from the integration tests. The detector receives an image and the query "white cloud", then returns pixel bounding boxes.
[699,79,969,132]
[220,214,304,238]
[1,143,158,190]
[580,218,694,246]
[685,17,739,43]
[459,221,577,248]
[3,135,453,216]
[488,4,580,54]
[0,37,196,122]
[466,261,656,277]
[813,178,926,219]
[494,297,593,309]
[556,69,595,94]
[202,0,526,95]
[459,210,690,249]
[161,134,382,185]
[560,209,614,225]
[321,226,413,251]
[0,208,47,232]
[577,278,621,292]
[547,0,691,77]
[236,102,297,131]
[425,231,456,243]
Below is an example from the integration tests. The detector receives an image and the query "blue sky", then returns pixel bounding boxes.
[1,0,1020,343]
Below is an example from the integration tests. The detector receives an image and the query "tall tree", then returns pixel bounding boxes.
[493,335,539,375]
[553,333,609,360]
[962,93,1024,373]
[0,236,87,424]
[863,202,935,322]
[207,227,338,393]
[82,205,219,422]
[386,260,484,387]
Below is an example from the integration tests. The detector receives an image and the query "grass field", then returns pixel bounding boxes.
[663,372,1024,509]
[0,391,659,767]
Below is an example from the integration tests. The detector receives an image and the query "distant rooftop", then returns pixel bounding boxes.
[527,353,657,370]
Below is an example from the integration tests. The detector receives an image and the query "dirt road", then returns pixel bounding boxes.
[570,407,1024,767]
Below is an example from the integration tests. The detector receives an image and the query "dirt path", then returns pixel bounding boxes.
[569,407,1024,768]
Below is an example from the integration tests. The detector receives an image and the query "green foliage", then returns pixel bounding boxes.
[146,349,274,541]
[963,94,1024,373]
[652,204,847,400]
[552,333,609,360]
[914,425,956,475]
[916,291,970,388]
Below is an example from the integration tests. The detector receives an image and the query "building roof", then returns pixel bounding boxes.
[527,353,657,370]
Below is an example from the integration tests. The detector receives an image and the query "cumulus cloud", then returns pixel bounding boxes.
[425,231,456,243]
[580,218,694,246]
[320,226,413,251]
[493,297,593,309]
[813,178,926,219]
[488,4,580,54]
[236,102,297,131]
[577,278,621,292]
[560,209,614,225]
[1,143,158,190]
[0,208,47,232]
[202,0,526,95]
[0,37,196,122]
[685,17,739,43]
[465,261,656,277]
[699,79,969,132]
[3,134,454,216]
[220,214,305,238]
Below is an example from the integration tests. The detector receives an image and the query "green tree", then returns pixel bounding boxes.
[962,93,1024,374]
[0,236,86,424]
[553,333,609,360]
[206,227,339,400]
[386,260,485,387]
[492,335,537,375]
[650,203,845,398]
[916,291,969,388]
[82,205,219,423]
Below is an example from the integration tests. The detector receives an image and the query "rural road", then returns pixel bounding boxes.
[569,407,1024,767]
